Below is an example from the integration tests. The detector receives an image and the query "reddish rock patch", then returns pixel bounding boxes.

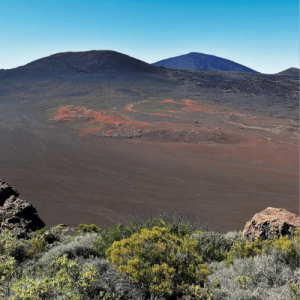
[152,113,172,117]
[160,99,177,104]
[52,105,147,136]
[124,104,136,112]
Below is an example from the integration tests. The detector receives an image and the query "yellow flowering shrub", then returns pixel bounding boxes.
[10,254,99,300]
[0,257,16,298]
[76,223,101,235]
[226,228,300,265]
[106,226,210,299]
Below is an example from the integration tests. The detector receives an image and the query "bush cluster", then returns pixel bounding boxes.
[0,213,298,299]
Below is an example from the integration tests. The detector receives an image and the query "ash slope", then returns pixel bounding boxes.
[153,52,258,73]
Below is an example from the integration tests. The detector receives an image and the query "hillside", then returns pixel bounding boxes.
[153,52,258,73]
[1,50,161,80]
[276,67,299,77]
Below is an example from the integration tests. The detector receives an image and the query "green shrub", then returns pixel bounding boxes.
[272,234,300,267]
[0,256,16,298]
[39,234,98,265]
[94,218,194,258]
[11,277,56,300]
[226,239,271,265]
[76,223,101,235]
[209,253,294,300]
[288,281,300,300]
[226,234,300,266]
[235,275,250,289]
[106,226,210,300]
[33,227,48,237]
[94,222,150,257]
[191,231,235,262]
[27,237,46,258]
[11,254,99,300]
[0,231,28,262]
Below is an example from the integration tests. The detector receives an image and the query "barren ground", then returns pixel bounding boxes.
[0,52,298,230]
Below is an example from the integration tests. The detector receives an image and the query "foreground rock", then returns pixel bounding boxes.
[0,178,45,237]
[242,207,300,241]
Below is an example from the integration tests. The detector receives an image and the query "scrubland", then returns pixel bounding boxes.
[0,210,299,300]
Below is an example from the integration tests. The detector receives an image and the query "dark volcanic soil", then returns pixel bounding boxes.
[0,50,298,231]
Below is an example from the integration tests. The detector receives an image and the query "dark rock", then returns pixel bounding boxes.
[43,230,58,244]
[0,179,19,206]
[46,241,61,251]
[0,178,45,237]
[242,207,300,241]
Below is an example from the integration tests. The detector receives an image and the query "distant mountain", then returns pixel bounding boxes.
[1,50,161,80]
[153,52,258,73]
[276,67,299,77]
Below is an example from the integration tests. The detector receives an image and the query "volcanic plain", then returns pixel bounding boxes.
[0,50,298,231]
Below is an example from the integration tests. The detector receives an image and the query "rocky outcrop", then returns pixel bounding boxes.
[242,207,300,241]
[0,179,45,237]
[0,179,19,205]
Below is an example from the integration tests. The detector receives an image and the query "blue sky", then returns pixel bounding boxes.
[0,0,298,73]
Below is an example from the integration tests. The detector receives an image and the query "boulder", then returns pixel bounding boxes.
[242,207,300,241]
[0,178,45,237]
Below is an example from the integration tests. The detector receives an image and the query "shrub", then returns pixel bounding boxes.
[271,234,299,268]
[33,227,48,237]
[126,208,211,232]
[209,253,294,300]
[11,255,99,300]
[94,222,148,257]
[191,231,236,262]
[27,237,46,258]
[76,256,141,299]
[0,231,28,263]
[39,234,98,266]
[106,226,210,300]
[11,276,56,300]
[226,239,271,265]
[288,281,300,300]
[0,256,16,298]
[226,234,300,267]
[76,223,101,235]
[94,217,196,258]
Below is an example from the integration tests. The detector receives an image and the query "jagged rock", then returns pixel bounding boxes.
[0,178,45,237]
[0,179,19,205]
[242,207,300,241]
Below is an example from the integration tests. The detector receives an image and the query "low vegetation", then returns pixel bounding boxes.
[0,212,299,299]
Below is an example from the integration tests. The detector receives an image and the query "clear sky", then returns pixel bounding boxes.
[0,0,298,73]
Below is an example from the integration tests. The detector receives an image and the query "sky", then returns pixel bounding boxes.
[0,0,298,73]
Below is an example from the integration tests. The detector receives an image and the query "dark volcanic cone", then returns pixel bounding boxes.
[153,52,258,73]
[1,50,161,80]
